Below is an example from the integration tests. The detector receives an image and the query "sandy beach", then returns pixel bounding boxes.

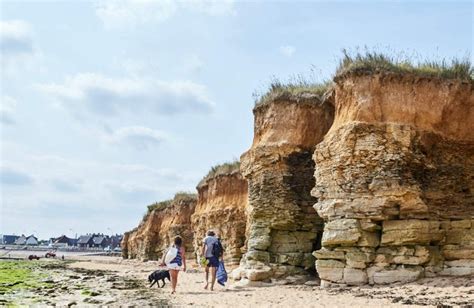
[1,252,472,307]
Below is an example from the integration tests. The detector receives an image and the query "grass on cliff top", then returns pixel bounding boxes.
[198,160,240,187]
[254,74,332,107]
[145,192,197,214]
[255,49,471,106]
[336,48,473,80]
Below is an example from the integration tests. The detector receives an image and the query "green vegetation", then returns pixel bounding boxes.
[255,49,471,107]
[145,192,197,216]
[81,289,100,296]
[0,261,53,296]
[336,48,473,80]
[198,160,240,187]
[146,200,172,214]
[254,76,332,106]
[173,191,197,203]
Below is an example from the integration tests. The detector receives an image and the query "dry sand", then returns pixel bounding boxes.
[68,256,474,307]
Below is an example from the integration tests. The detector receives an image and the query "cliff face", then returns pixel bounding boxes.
[312,73,474,286]
[235,95,335,281]
[123,194,197,261]
[192,166,248,265]
[121,230,131,258]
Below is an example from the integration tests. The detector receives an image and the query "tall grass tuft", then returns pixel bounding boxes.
[336,48,473,80]
[144,192,197,216]
[198,160,240,187]
[254,71,333,106]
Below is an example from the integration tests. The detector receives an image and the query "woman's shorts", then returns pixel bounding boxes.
[167,262,182,270]
[206,256,219,268]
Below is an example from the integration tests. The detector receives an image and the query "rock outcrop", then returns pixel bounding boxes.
[191,163,248,265]
[121,229,132,259]
[122,193,197,261]
[312,72,474,286]
[235,93,335,281]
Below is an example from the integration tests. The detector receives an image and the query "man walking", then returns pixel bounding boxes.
[202,230,220,291]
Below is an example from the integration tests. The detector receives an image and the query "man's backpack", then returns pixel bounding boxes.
[212,240,223,258]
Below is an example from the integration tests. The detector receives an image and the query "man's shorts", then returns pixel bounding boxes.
[206,256,219,268]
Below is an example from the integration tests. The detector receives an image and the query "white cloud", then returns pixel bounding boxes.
[105,126,167,150]
[279,45,296,57]
[183,54,205,73]
[0,20,41,75]
[95,0,178,29]
[186,0,236,16]
[4,145,195,196]
[95,0,235,29]
[51,179,82,193]
[0,20,33,55]
[35,73,215,116]
[1,142,200,238]
[0,95,17,125]
[0,166,34,186]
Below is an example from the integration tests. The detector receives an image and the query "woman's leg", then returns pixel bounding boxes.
[170,269,179,294]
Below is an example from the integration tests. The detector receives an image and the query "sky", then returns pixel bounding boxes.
[1,0,472,240]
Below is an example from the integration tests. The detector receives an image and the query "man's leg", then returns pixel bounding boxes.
[210,265,217,291]
[204,264,209,289]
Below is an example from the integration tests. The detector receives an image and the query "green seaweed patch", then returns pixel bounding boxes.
[81,288,100,297]
[0,260,53,301]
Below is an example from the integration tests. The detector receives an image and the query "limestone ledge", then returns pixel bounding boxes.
[313,123,474,222]
[314,218,474,285]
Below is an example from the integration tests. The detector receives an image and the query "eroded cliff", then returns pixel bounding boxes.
[312,72,474,286]
[191,162,248,265]
[123,193,197,261]
[234,93,335,281]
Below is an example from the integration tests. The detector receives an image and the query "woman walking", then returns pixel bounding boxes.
[164,236,186,294]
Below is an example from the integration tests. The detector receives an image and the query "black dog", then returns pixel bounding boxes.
[148,270,170,288]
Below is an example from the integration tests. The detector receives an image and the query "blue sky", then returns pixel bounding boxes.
[1,0,472,240]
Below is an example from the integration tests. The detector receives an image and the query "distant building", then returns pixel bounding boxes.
[92,235,109,248]
[77,235,94,248]
[16,235,38,245]
[52,235,76,247]
[76,233,121,249]
[26,235,38,245]
[0,235,19,245]
[109,234,123,249]
[69,238,78,246]
[15,235,27,245]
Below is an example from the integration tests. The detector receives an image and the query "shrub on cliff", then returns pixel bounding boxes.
[198,160,240,188]
[173,191,197,203]
[145,192,197,214]
[336,48,473,80]
[147,200,172,214]
[255,77,332,107]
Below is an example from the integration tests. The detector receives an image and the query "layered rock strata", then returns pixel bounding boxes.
[122,193,197,261]
[235,93,335,281]
[312,73,474,286]
[191,163,248,265]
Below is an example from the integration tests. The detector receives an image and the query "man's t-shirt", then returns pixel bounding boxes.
[203,236,217,258]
